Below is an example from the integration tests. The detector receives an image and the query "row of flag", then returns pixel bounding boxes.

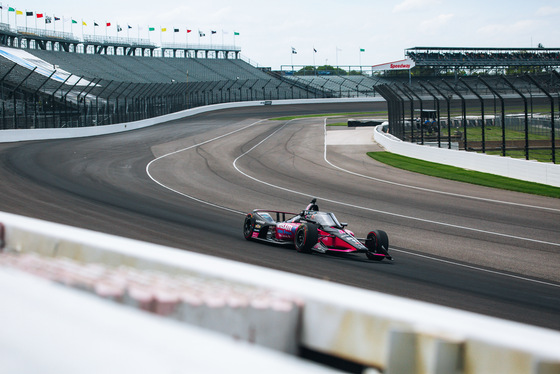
[0,6,240,36]
[291,47,366,54]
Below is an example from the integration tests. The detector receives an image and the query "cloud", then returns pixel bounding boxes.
[419,13,454,32]
[535,6,560,16]
[477,19,539,37]
[393,0,441,13]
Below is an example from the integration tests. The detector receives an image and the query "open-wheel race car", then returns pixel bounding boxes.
[243,198,392,261]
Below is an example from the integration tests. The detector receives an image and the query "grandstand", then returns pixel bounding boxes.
[0,20,331,130]
[406,47,560,74]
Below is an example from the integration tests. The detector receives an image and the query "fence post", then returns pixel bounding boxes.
[525,74,556,164]
[460,78,486,153]
[501,76,530,160]
[478,77,506,157]
[441,80,468,151]
[426,81,452,149]
[402,84,425,145]
[419,81,442,148]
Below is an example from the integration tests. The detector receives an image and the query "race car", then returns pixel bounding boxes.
[243,198,392,261]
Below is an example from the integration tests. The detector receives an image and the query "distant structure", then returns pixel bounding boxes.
[406,47,560,75]
[0,23,240,59]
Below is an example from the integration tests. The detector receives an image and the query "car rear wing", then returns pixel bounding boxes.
[252,209,298,223]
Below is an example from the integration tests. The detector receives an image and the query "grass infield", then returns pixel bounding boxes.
[367,151,560,199]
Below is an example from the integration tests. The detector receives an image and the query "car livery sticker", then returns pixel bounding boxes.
[276,222,298,239]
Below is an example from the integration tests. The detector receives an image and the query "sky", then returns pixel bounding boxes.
[1,0,559,70]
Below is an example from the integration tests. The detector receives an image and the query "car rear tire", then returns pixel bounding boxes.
[243,214,255,240]
[294,223,318,253]
[365,230,389,261]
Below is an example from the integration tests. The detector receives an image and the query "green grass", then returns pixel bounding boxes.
[271,111,387,121]
[367,151,560,198]
[440,125,558,162]
[441,125,550,142]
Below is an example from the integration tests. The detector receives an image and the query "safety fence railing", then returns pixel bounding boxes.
[377,74,559,164]
[0,61,332,131]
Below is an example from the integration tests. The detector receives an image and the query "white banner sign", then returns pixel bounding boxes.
[372,58,415,71]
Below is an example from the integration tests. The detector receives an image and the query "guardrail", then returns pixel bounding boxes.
[1,210,560,373]
[374,123,560,188]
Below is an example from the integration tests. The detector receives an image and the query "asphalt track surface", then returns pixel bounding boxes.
[1,102,559,331]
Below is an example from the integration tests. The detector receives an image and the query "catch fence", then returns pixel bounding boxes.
[376,74,559,164]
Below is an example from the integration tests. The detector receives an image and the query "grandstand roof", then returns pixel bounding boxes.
[407,47,560,52]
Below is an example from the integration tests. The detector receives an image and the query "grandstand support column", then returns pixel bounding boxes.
[49,75,73,128]
[32,70,57,129]
[427,81,452,149]
[525,74,556,164]
[441,80,468,151]
[128,83,148,121]
[402,84,424,145]
[10,67,38,129]
[478,77,506,157]
[93,80,114,126]
[419,81,442,148]
[82,78,102,125]
[63,77,84,128]
[460,78,486,153]
[105,82,126,125]
[501,76,530,160]
[76,80,95,127]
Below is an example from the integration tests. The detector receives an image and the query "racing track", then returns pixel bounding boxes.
[1,102,559,330]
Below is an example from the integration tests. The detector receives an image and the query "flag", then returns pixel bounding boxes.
[82,21,87,26]
[234,31,239,35]
[360,48,365,52]
[187,29,192,33]
[211,30,216,34]
[45,16,52,24]
[199,30,205,36]
[54,16,60,21]
[106,22,111,27]
[291,47,297,54]
[161,27,166,32]
[149,27,155,31]
[16,10,23,15]
[94,22,99,26]
[36,13,43,18]
[174,28,179,32]
[8,7,15,11]
[313,48,317,53]
[117,25,122,32]
[72,19,77,24]
[26,11,33,16]
[128,25,132,29]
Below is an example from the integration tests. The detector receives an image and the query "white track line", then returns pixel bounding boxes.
[146,119,267,215]
[391,248,560,288]
[147,116,560,286]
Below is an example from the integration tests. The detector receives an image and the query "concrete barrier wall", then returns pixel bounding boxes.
[1,211,560,373]
[0,98,383,143]
[374,124,560,188]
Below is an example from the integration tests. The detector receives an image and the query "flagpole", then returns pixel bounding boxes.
[313,46,315,69]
